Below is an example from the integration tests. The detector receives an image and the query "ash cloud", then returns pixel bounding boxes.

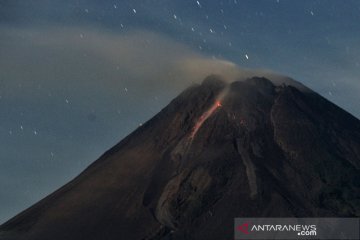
[0,26,238,99]
[0,25,296,103]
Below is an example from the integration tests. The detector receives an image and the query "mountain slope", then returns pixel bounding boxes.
[1,75,359,240]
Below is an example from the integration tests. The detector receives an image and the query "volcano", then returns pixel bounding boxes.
[1,76,359,240]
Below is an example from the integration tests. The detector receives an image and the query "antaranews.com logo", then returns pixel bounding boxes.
[237,222,316,236]
[234,218,359,240]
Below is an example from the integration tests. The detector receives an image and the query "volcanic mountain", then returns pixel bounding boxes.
[1,76,359,240]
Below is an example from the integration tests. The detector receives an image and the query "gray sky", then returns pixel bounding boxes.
[0,0,359,224]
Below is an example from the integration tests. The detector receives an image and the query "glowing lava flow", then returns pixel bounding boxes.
[190,89,228,139]
[190,101,221,138]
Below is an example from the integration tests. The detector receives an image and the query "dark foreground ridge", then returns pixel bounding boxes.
[1,76,359,240]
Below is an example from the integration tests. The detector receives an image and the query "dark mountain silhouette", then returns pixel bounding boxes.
[1,76,359,240]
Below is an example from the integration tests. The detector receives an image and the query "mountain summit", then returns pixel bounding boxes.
[1,76,359,240]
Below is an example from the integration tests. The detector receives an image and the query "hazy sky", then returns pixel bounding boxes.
[1,0,359,224]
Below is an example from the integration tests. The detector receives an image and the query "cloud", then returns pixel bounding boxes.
[0,25,301,104]
[0,26,231,97]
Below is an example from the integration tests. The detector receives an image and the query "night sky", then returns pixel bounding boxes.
[1,0,359,224]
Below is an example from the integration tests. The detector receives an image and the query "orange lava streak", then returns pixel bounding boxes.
[190,100,222,138]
